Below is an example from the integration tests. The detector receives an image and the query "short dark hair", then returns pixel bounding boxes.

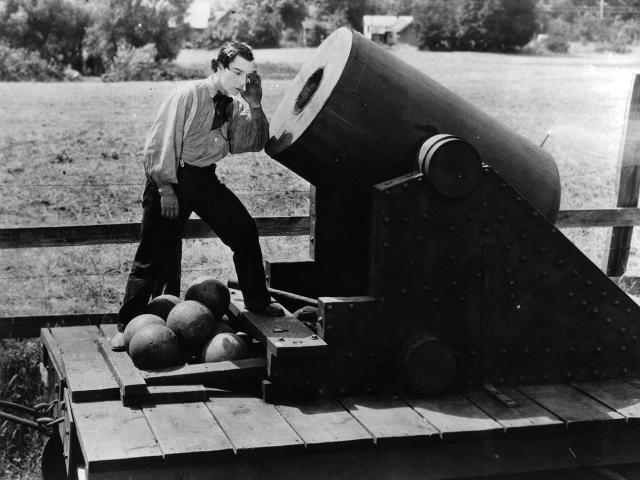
[211,41,254,71]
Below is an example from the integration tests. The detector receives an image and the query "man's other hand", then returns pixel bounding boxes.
[160,192,179,219]
[242,71,262,108]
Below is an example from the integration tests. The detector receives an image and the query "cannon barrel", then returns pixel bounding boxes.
[266,27,560,222]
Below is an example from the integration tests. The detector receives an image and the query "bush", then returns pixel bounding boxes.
[567,11,640,52]
[0,45,63,81]
[102,42,158,81]
[594,17,639,53]
[545,18,571,53]
[101,42,202,82]
[0,339,46,479]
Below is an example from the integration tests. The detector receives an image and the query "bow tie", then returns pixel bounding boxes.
[212,92,232,130]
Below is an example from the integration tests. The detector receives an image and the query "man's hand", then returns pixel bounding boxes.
[160,192,179,220]
[242,71,262,108]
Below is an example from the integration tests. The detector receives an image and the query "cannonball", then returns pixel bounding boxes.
[144,294,181,320]
[201,333,248,363]
[166,300,217,355]
[129,324,183,370]
[123,314,165,350]
[184,276,230,319]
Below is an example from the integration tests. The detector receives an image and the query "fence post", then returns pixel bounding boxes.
[605,74,640,277]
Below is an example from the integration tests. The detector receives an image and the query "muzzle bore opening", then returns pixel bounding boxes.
[293,68,324,115]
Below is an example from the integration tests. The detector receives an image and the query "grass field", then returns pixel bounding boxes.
[1,43,640,479]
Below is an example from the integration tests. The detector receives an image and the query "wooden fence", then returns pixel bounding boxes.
[1,74,639,339]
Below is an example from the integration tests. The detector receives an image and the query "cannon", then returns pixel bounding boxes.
[30,29,640,480]
[256,27,640,398]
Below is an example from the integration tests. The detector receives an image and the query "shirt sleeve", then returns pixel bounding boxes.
[142,86,193,188]
[226,99,269,154]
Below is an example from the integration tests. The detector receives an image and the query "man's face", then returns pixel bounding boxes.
[219,56,255,96]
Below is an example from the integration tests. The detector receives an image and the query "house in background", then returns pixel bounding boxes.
[362,15,419,46]
[185,0,234,30]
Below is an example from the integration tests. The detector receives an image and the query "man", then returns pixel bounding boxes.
[112,41,283,351]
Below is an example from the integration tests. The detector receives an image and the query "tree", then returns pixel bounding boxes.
[315,0,379,31]
[218,0,283,47]
[480,0,538,52]
[411,0,537,52]
[276,0,307,30]
[206,0,307,48]
[374,0,414,15]
[0,0,91,70]
[83,0,190,73]
[411,0,461,51]
[457,0,488,50]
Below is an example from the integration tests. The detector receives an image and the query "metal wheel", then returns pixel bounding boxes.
[41,432,66,480]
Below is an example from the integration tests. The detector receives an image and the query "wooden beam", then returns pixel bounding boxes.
[98,324,149,404]
[228,289,328,358]
[605,74,640,276]
[0,216,310,249]
[0,313,118,338]
[556,208,640,228]
[141,357,266,386]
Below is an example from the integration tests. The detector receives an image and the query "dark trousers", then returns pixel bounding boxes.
[119,163,270,326]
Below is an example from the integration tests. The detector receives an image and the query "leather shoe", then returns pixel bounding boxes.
[248,303,284,317]
[110,332,127,352]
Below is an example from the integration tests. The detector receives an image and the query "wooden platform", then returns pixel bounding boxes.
[41,325,640,480]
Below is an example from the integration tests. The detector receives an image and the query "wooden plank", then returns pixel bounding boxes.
[605,73,640,276]
[135,385,210,404]
[61,388,77,477]
[72,400,163,472]
[556,208,640,228]
[206,395,304,454]
[573,380,640,423]
[50,325,102,353]
[339,395,438,446]
[519,384,625,429]
[98,325,148,403]
[1,313,118,339]
[142,402,233,461]
[142,357,266,386]
[464,386,563,433]
[41,328,67,381]
[50,326,120,402]
[83,428,640,480]
[405,393,503,440]
[63,353,121,402]
[0,216,310,249]
[228,289,327,358]
[275,399,373,450]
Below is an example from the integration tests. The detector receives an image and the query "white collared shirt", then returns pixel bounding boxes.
[142,75,268,189]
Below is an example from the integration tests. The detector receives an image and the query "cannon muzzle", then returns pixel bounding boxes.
[266,27,560,223]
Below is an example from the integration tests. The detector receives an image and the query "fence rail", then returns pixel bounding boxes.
[0,208,638,250]
[0,216,310,249]
[1,208,640,338]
